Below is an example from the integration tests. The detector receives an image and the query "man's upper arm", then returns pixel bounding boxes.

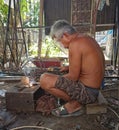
[64,42,82,81]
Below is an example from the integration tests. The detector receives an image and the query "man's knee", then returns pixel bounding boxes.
[39,73,58,91]
[40,73,46,82]
[39,73,48,89]
[39,73,55,91]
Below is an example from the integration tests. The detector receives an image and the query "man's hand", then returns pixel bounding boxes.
[60,66,69,72]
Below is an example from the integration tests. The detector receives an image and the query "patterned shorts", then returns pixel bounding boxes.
[55,76,99,104]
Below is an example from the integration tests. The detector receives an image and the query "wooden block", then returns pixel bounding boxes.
[86,103,107,114]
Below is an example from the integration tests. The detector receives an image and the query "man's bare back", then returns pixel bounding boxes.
[63,35,105,89]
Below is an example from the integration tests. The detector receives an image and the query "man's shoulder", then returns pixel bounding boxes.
[70,35,97,52]
[71,35,90,46]
[78,34,93,41]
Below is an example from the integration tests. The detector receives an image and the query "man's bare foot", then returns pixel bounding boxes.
[64,100,82,113]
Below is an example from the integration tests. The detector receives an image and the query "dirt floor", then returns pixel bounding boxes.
[0,78,118,130]
[0,104,118,130]
[0,107,115,130]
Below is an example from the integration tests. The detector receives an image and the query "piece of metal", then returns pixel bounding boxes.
[0,76,22,82]
[5,85,44,112]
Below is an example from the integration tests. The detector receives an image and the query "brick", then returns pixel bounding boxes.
[86,103,107,114]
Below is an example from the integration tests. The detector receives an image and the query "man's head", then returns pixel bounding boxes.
[50,20,76,41]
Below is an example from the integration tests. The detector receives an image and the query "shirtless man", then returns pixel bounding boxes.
[39,20,105,117]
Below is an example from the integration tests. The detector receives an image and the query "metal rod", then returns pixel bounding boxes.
[115,0,119,72]
[96,24,115,27]
[104,76,119,79]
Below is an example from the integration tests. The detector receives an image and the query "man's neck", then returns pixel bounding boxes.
[69,33,79,43]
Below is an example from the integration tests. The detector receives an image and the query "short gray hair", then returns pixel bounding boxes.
[50,20,76,39]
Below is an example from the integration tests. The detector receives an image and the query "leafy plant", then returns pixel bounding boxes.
[0,0,8,25]
[41,36,67,58]
[0,0,67,59]
[22,0,40,27]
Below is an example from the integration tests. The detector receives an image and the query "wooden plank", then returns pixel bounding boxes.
[86,103,107,114]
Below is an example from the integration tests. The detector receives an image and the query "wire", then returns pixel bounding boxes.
[10,125,53,130]
[107,106,119,119]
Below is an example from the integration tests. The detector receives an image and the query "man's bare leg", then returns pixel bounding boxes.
[40,73,82,113]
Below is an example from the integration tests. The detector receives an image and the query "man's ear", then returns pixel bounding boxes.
[63,32,69,39]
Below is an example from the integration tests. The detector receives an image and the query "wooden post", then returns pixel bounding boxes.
[117,0,119,75]
[38,0,44,58]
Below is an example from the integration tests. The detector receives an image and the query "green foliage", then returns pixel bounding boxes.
[41,36,67,58]
[20,0,28,19]
[28,36,67,58]
[0,0,8,24]
[29,42,38,57]
[22,0,40,27]
[0,0,67,58]
[0,0,39,27]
